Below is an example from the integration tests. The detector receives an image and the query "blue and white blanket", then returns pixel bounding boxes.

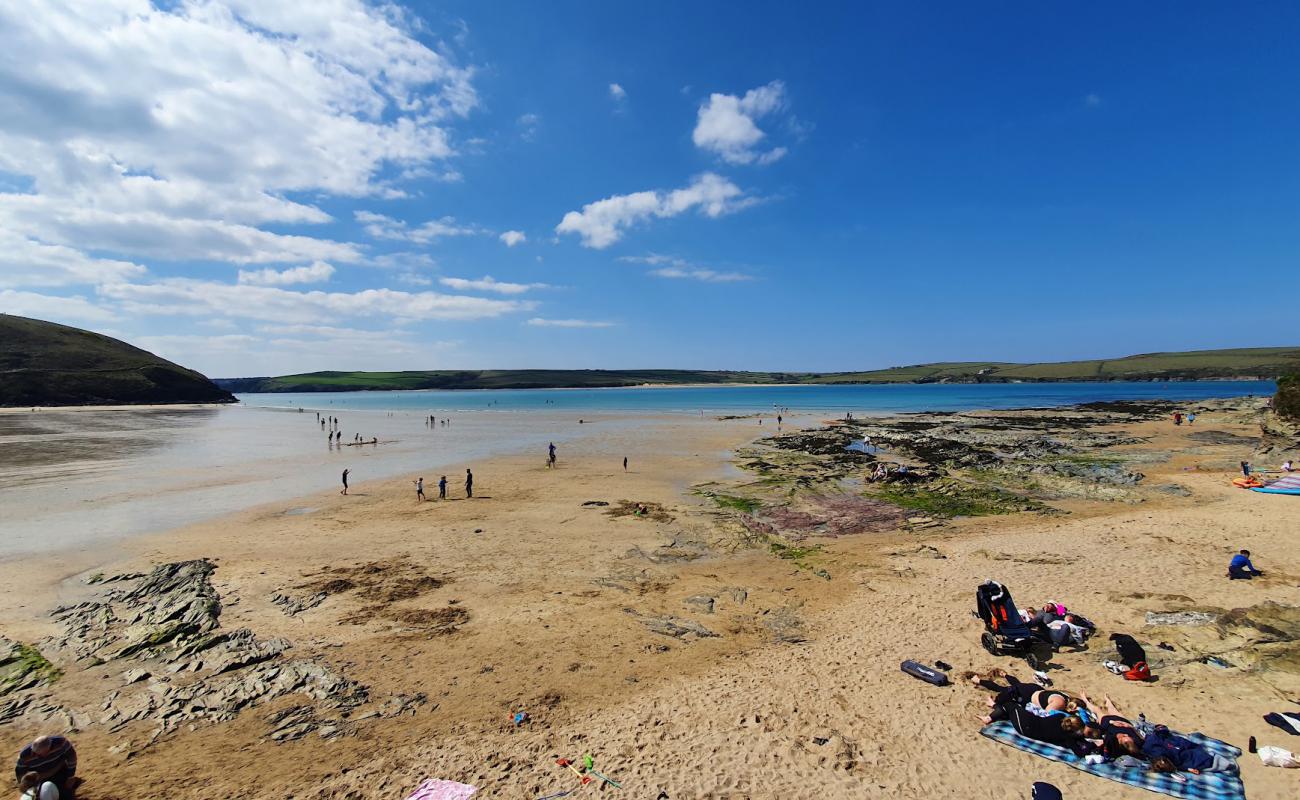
[980,721,1246,800]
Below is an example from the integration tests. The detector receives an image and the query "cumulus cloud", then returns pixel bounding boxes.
[499,230,527,247]
[98,279,532,324]
[609,83,627,103]
[555,173,751,249]
[237,261,336,286]
[439,276,548,295]
[526,318,615,328]
[0,289,117,322]
[0,0,478,279]
[692,81,789,165]
[0,230,145,288]
[355,211,480,244]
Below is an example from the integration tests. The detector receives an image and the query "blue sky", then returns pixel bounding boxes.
[1,1,1297,376]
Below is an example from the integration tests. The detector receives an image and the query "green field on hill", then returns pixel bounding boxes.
[215,347,1300,393]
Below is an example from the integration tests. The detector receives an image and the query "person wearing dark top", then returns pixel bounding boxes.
[1081,692,1143,758]
[1228,550,1262,580]
[464,468,473,498]
[438,475,447,500]
[15,735,77,793]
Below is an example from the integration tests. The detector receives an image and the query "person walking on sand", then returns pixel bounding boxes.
[548,442,556,468]
[623,456,628,471]
[414,477,425,501]
[438,475,447,499]
[465,468,473,498]
[340,468,350,495]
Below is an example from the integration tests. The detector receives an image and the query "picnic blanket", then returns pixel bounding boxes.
[405,779,478,800]
[980,721,1246,800]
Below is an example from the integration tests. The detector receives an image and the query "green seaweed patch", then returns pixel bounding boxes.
[712,494,762,514]
[1,642,62,695]
[871,482,1045,517]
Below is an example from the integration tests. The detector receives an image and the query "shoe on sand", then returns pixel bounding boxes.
[1104,660,1125,675]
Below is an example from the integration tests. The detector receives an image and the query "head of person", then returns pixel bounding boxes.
[1082,724,1102,739]
[1150,756,1177,773]
[28,736,55,756]
[1063,698,1080,714]
[1241,549,1251,557]
[1060,716,1084,736]
[1109,731,1142,756]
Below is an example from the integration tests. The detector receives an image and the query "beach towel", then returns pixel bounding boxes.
[405,779,478,800]
[980,721,1246,800]
[1251,474,1300,495]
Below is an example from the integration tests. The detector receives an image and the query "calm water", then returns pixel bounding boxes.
[237,380,1275,414]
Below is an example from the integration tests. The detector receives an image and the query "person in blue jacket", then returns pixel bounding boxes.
[1228,549,1263,580]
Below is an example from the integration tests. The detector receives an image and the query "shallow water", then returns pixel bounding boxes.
[0,380,1271,558]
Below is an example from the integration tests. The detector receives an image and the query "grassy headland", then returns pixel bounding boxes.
[217,347,1300,393]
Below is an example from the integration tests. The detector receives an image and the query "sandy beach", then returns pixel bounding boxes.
[2,401,1299,800]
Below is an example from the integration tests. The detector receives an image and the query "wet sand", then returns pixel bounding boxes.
[1,406,1298,799]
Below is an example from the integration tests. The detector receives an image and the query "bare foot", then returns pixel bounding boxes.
[979,715,993,725]
[985,697,996,708]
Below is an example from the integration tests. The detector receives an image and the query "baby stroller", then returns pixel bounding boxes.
[976,580,1054,669]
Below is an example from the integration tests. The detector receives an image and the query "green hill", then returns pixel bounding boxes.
[217,347,1299,393]
[0,315,235,407]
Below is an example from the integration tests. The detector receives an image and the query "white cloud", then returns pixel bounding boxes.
[439,276,548,295]
[499,230,527,247]
[0,229,145,288]
[0,289,117,323]
[620,253,753,282]
[1085,93,1102,107]
[526,317,614,328]
[98,279,533,324]
[0,0,478,276]
[355,210,480,243]
[609,83,627,102]
[649,266,752,283]
[517,113,541,141]
[692,81,788,165]
[237,261,336,286]
[555,173,751,248]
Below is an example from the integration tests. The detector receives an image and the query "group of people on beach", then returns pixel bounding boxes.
[970,671,1239,775]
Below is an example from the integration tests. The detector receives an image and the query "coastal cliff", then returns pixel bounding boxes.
[0,315,235,407]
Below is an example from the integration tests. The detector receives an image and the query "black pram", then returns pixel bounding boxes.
[976,580,1054,669]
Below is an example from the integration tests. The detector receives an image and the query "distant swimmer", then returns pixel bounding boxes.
[414,477,425,501]
[465,468,474,498]
[341,468,350,495]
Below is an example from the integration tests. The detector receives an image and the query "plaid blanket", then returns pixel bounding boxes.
[980,721,1246,800]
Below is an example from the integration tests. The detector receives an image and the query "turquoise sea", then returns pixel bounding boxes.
[237,380,1275,415]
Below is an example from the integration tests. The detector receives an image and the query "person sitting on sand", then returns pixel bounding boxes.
[1283,460,1294,473]
[14,735,76,797]
[1228,549,1263,580]
[1079,692,1143,759]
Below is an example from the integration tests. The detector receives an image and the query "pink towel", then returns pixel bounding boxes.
[405,779,478,800]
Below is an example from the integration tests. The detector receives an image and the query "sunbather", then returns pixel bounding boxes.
[1079,692,1143,758]
[971,674,1097,754]
[1141,723,1240,774]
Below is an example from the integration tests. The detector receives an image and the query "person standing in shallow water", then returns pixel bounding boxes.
[340,468,349,495]
[465,468,473,498]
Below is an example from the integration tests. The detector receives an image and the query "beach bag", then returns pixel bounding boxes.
[1124,661,1152,681]
[1259,745,1300,768]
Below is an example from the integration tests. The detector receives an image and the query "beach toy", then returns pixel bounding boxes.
[900,660,949,686]
[556,759,591,785]
[513,711,529,726]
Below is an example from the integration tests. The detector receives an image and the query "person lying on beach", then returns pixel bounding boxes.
[1141,723,1239,774]
[969,672,1098,755]
[1079,692,1143,759]
[1228,549,1263,580]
